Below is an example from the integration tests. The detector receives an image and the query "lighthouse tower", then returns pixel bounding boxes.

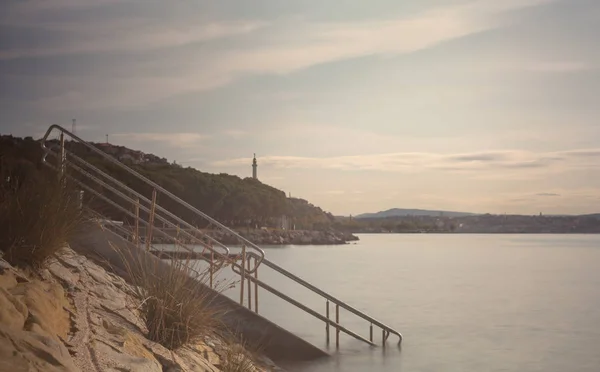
[252,153,258,180]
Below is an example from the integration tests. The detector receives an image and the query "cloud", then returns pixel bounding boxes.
[213,148,600,174]
[113,132,206,148]
[0,1,265,60]
[2,0,557,109]
[214,0,554,76]
[522,61,592,73]
[536,193,561,197]
[222,130,247,138]
[324,190,346,195]
[0,21,264,60]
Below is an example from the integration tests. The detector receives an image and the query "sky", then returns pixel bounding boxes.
[1,0,599,216]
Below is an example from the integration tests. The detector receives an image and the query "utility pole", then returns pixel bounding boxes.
[106,134,109,144]
[72,119,76,135]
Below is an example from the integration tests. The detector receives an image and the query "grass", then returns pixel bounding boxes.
[0,166,86,269]
[219,336,264,372]
[111,242,227,350]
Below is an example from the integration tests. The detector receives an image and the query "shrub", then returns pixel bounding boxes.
[0,166,86,269]
[112,243,226,350]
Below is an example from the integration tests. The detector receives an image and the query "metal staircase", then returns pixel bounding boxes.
[40,124,402,348]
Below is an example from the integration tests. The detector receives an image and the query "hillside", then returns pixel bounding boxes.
[0,135,335,231]
[356,208,476,219]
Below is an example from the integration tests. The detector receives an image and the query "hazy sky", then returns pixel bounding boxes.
[1,0,599,215]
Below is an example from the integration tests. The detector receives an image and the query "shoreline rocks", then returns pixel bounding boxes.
[0,249,278,372]
[208,229,360,246]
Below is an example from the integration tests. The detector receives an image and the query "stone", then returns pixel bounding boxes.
[0,325,79,372]
[102,319,127,337]
[47,261,80,290]
[0,259,29,284]
[55,251,87,270]
[84,263,116,285]
[11,281,71,341]
[0,271,18,290]
[175,346,220,372]
[94,340,162,372]
[0,287,27,330]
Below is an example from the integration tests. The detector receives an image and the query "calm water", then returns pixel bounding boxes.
[199,234,600,372]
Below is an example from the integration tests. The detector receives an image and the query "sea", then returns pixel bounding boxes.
[190,234,600,372]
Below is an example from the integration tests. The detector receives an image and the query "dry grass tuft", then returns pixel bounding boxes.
[218,333,265,372]
[111,243,225,350]
[0,168,86,269]
[220,342,260,372]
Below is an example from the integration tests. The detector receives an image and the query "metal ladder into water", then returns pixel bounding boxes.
[40,124,403,348]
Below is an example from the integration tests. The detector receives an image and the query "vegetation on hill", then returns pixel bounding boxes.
[0,135,336,231]
[356,208,475,219]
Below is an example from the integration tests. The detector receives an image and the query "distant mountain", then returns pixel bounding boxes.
[355,208,476,219]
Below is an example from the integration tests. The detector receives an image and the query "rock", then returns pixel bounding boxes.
[0,259,29,283]
[175,345,220,372]
[55,251,87,270]
[0,325,79,372]
[122,332,158,364]
[94,340,162,372]
[0,271,17,290]
[0,287,28,330]
[10,281,71,341]
[83,263,115,285]
[48,261,80,290]
[102,319,127,337]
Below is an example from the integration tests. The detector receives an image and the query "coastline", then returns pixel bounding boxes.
[210,229,359,245]
[149,228,360,246]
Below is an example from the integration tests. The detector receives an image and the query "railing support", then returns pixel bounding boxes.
[134,198,140,247]
[335,304,340,348]
[247,256,252,310]
[326,300,330,345]
[239,245,246,305]
[370,323,373,343]
[59,133,65,179]
[145,189,157,251]
[209,250,214,289]
[253,256,259,313]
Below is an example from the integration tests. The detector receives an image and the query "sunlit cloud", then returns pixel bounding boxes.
[222,130,247,138]
[213,149,600,174]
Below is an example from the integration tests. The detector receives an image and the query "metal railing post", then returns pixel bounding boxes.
[247,256,252,310]
[239,244,246,305]
[59,133,65,179]
[326,300,330,345]
[335,304,340,348]
[370,323,373,343]
[134,198,140,247]
[254,256,259,313]
[210,249,214,289]
[145,189,157,251]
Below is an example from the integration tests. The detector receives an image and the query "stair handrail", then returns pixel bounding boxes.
[40,124,265,272]
[39,124,403,347]
[242,251,403,345]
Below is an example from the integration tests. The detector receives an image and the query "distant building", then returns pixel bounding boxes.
[280,215,292,230]
[252,153,258,180]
